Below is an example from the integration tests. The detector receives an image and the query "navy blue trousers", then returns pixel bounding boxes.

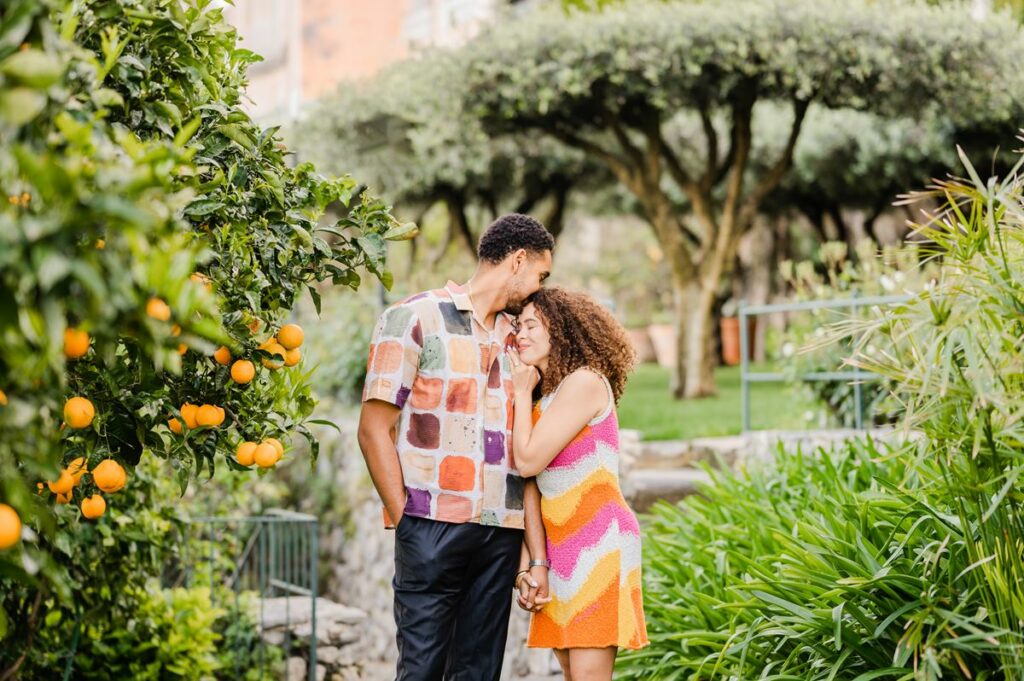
[393,514,523,681]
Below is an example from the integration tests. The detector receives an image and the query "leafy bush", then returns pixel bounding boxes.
[0,0,406,673]
[619,439,1015,680]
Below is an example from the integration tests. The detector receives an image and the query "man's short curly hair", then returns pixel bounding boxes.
[477,213,554,264]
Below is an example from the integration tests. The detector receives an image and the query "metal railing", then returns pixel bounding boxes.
[739,294,912,432]
[178,510,319,680]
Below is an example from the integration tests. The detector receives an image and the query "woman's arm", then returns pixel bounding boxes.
[509,353,607,478]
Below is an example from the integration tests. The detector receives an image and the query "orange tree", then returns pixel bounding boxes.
[0,0,409,671]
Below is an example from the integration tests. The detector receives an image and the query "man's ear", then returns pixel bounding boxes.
[511,248,527,273]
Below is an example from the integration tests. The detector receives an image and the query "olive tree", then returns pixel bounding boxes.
[298,52,606,262]
[463,0,1024,397]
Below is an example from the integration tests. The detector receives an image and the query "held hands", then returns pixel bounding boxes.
[508,348,539,395]
[515,565,552,613]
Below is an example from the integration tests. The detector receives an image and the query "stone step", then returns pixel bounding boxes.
[626,468,712,512]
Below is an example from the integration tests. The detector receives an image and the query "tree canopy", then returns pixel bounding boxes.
[461,0,1024,396]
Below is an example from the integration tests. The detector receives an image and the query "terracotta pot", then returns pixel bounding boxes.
[647,323,677,368]
[626,328,656,363]
[720,316,756,366]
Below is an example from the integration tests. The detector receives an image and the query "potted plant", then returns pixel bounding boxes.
[719,298,754,366]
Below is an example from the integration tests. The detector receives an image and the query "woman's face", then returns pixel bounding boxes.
[515,303,551,367]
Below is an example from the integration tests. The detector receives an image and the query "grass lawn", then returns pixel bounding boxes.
[618,363,820,441]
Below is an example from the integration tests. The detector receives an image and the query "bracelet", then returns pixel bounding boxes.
[514,569,530,590]
[528,559,550,569]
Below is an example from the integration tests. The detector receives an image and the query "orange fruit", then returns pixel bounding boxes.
[0,504,21,549]
[67,456,88,484]
[257,336,275,350]
[231,360,255,384]
[261,342,286,370]
[214,346,232,365]
[171,324,181,337]
[64,328,90,359]
[180,403,199,429]
[236,441,257,466]
[284,348,301,367]
[146,297,171,322]
[264,437,285,459]
[253,443,280,468]
[177,343,188,356]
[48,469,74,495]
[56,491,72,505]
[190,273,213,293]
[81,494,106,519]
[92,459,126,493]
[169,417,183,434]
[277,324,304,350]
[95,239,105,249]
[196,404,224,427]
[0,389,7,406]
[36,482,44,494]
[64,396,95,429]
[248,318,262,333]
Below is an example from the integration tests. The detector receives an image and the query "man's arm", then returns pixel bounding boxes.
[357,399,407,526]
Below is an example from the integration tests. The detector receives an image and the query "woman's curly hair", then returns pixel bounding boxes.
[527,287,637,403]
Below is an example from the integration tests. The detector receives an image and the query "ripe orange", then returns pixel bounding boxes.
[177,343,188,356]
[64,396,95,429]
[196,404,224,427]
[92,459,126,493]
[0,504,21,549]
[190,273,213,293]
[248,318,262,333]
[261,342,286,370]
[169,417,183,434]
[171,324,181,337]
[277,324,304,350]
[236,441,257,466]
[48,469,74,495]
[254,442,280,468]
[264,437,285,459]
[0,389,7,406]
[56,491,72,505]
[146,297,171,321]
[95,239,105,249]
[231,360,255,384]
[214,346,232,365]
[67,456,88,484]
[64,328,90,359]
[284,348,301,367]
[81,494,106,519]
[180,403,199,429]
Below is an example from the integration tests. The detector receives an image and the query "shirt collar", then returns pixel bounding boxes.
[444,280,516,333]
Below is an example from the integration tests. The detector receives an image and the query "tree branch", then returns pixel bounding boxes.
[739,97,810,228]
[550,125,637,191]
[543,179,572,240]
[697,99,719,191]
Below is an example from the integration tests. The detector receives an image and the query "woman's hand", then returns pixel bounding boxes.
[508,347,539,395]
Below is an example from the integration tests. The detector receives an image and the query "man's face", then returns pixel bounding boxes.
[503,249,552,315]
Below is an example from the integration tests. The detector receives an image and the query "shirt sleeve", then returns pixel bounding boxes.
[362,304,421,409]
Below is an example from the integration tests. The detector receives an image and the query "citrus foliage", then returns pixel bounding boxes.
[0,0,404,664]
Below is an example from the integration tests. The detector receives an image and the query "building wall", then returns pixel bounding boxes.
[223,0,518,124]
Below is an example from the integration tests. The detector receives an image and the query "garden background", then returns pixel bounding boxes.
[2,0,1024,679]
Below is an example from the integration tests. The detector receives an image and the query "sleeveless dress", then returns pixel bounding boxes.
[526,370,649,650]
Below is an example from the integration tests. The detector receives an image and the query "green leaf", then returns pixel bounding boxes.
[216,123,256,151]
[383,221,419,241]
[184,199,224,217]
[0,87,46,124]
[0,49,64,88]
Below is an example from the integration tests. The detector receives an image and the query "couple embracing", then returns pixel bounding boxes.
[358,214,648,681]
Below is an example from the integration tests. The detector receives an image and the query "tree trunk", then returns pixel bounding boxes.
[679,279,718,398]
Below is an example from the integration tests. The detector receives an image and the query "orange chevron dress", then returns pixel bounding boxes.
[526,372,649,650]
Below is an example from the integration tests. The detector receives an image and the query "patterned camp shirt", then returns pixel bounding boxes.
[361,281,524,529]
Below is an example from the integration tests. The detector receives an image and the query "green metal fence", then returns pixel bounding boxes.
[739,294,912,432]
[179,509,319,680]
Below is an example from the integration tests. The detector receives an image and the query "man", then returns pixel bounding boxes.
[358,213,554,681]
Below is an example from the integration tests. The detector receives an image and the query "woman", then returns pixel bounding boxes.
[508,287,648,681]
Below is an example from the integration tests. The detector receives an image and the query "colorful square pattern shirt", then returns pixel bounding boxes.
[362,281,524,529]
